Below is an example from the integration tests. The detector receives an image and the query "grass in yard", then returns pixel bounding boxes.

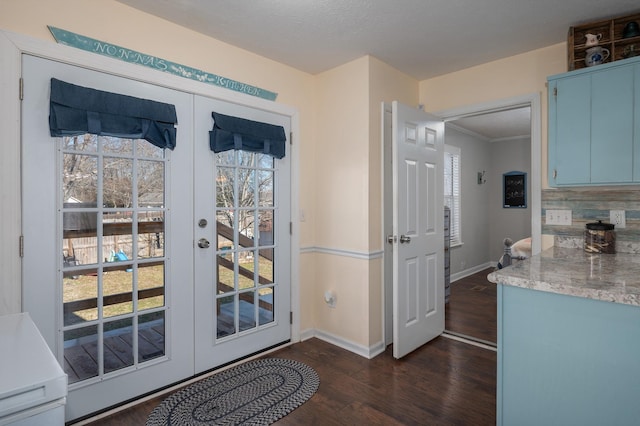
[64,265,164,322]
[65,255,274,322]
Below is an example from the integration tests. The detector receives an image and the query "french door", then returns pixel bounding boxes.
[193,96,291,372]
[21,55,291,421]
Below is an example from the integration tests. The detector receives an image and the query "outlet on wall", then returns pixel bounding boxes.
[610,210,626,228]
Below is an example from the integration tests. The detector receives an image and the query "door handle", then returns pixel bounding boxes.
[399,235,411,243]
[197,238,210,249]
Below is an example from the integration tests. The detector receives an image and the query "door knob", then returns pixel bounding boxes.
[399,235,411,243]
[197,238,210,249]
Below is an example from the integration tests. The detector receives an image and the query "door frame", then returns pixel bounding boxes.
[382,94,541,346]
[0,28,300,355]
[435,93,542,256]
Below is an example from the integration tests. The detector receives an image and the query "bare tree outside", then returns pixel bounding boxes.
[63,134,98,205]
[215,151,273,240]
[63,135,165,208]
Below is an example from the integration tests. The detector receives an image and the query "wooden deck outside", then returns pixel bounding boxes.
[64,319,165,384]
[64,298,274,384]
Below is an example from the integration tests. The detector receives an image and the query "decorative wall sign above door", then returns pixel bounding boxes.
[48,26,278,101]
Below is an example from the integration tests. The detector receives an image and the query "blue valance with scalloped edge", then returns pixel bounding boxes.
[209,111,286,159]
[49,78,178,150]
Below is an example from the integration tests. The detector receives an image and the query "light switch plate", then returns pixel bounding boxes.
[558,209,572,225]
[546,209,572,226]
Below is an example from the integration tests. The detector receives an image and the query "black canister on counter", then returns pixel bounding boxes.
[584,220,615,253]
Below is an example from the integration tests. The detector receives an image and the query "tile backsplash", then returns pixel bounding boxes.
[542,188,640,254]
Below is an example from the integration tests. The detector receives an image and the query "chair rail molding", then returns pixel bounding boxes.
[300,245,384,260]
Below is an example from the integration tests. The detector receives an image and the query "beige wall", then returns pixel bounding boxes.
[310,56,419,348]
[310,57,371,346]
[1,1,313,106]
[314,57,370,251]
[419,43,567,192]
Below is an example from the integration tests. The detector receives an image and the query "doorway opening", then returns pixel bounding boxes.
[382,94,541,348]
[438,94,540,346]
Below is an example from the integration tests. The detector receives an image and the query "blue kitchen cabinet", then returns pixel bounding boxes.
[497,284,640,426]
[548,73,591,185]
[548,57,639,186]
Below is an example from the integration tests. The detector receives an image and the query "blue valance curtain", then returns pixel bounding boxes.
[49,78,178,150]
[209,111,286,159]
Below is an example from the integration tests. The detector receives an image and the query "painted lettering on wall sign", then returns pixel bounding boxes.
[48,26,278,101]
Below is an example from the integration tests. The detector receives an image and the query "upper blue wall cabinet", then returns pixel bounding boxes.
[548,56,640,186]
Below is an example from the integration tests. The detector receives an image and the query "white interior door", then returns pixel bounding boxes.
[391,101,445,359]
[21,55,194,421]
[193,96,291,373]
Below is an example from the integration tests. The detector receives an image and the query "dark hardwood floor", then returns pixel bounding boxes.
[86,337,496,425]
[81,267,498,425]
[445,267,497,344]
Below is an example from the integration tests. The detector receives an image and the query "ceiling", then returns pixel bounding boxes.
[116,0,638,137]
[452,107,531,141]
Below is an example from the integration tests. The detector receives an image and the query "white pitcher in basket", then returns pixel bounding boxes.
[585,33,602,47]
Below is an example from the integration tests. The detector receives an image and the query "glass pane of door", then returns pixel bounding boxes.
[62,135,167,384]
[215,151,276,338]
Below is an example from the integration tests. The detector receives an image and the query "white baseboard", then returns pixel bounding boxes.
[300,328,385,359]
[299,328,316,342]
[450,261,494,283]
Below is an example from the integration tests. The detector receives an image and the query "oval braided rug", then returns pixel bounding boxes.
[146,358,319,425]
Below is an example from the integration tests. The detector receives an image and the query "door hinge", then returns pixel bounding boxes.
[290,311,293,324]
[290,131,293,145]
[290,222,293,235]
[553,87,557,97]
[19,78,23,101]
[19,235,24,257]
[553,169,557,179]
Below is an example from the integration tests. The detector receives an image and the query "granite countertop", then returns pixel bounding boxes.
[487,247,640,307]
